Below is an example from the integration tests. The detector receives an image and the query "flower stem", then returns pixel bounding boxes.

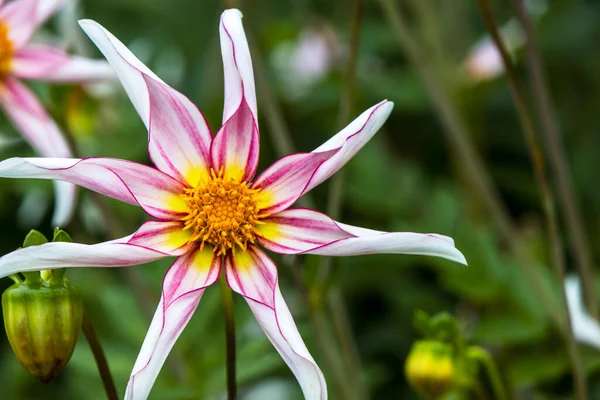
[82,309,118,400]
[467,346,508,400]
[513,0,598,320]
[220,272,237,400]
[475,1,588,398]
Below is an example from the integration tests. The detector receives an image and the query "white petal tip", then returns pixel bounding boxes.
[222,9,243,19]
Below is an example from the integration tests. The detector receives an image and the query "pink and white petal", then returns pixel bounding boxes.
[0,157,188,220]
[125,247,220,400]
[251,150,337,214]
[257,209,466,264]
[0,78,77,225]
[0,234,169,279]
[210,100,259,182]
[302,100,394,195]
[0,78,71,157]
[11,45,114,82]
[256,208,353,253]
[128,220,195,256]
[219,9,257,124]
[225,246,326,399]
[144,76,211,187]
[0,0,67,48]
[311,221,467,265]
[78,20,212,183]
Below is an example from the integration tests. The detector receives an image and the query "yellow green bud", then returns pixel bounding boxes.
[405,340,456,398]
[2,229,82,382]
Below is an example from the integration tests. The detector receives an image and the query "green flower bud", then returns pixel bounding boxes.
[405,340,456,398]
[2,229,82,382]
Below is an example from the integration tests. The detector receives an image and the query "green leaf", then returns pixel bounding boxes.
[22,230,48,248]
[52,229,73,243]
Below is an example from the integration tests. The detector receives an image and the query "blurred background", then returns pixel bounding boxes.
[1,0,600,398]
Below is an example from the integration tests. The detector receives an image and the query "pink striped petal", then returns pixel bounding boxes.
[257,209,466,264]
[11,45,114,82]
[225,246,326,399]
[256,208,353,253]
[0,234,168,279]
[78,20,212,185]
[144,76,211,187]
[0,78,77,226]
[0,78,70,157]
[210,100,259,182]
[125,247,220,400]
[128,220,195,256]
[251,150,337,214]
[219,9,257,124]
[0,0,67,48]
[302,100,394,195]
[0,157,188,220]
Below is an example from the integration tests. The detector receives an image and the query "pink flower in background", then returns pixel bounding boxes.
[0,0,113,225]
[272,25,342,98]
[0,9,466,399]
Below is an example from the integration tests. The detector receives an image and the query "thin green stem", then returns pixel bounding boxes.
[467,346,508,400]
[513,0,598,319]
[377,0,561,326]
[82,309,118,400]
[475,1,587,398]
[220,272,237,400]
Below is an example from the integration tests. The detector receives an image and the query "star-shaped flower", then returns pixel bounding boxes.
[0,9,466,399]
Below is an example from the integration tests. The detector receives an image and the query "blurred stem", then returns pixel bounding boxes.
[220,271,237,400]
[514,0,598,319]
[377,0,561,327]
[82,309,118,400]
[475,1,587,398]
[319,0,367,398]
[467,346,508,400]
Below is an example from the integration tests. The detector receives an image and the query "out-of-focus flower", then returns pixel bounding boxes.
[463,0,547,83]
[463,20,524,82]
[405,340,456,398]
[0,9,467,399]
[0,0,114,226]
[565,275,600,349]
[272,24,342,98]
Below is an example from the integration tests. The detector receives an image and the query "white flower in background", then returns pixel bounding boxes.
[463,0,547,82]
[565,276,600,349]
[272,25,342,98]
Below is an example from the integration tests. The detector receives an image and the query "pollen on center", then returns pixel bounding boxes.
[0,21,13,75]
[180,168,267,256]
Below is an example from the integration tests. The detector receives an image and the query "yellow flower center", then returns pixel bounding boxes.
[181,169,267,255]
[0,21,13,75]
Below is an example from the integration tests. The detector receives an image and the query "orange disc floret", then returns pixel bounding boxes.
[181,168,268,255]
[0,22,13,75]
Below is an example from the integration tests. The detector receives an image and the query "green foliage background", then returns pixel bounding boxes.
[1,0,600,398]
